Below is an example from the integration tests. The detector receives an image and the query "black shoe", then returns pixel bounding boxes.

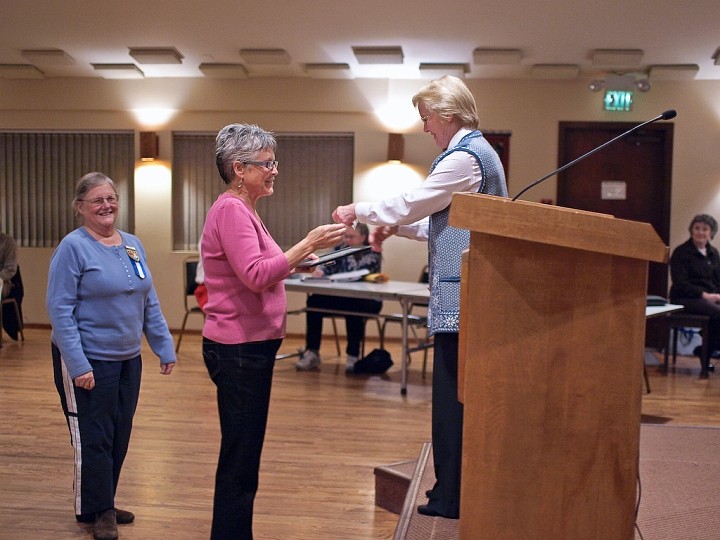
[425,489,433,499]
[93,509,118,540]
[417,505,459,519]
[77,508,134,525]
[708,363,715,372]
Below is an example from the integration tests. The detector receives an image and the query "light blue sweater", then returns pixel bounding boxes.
[47,227,176,380]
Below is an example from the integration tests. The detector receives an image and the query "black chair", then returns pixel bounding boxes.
[328,315,382,359]
[663,311,711,378]
[1,265,24,346]
[176,257,205,353]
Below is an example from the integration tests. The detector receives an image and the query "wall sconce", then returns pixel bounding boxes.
[387,133,404,163]
[140,131,159,161]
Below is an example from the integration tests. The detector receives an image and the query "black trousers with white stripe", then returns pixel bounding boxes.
[52,344,142,517]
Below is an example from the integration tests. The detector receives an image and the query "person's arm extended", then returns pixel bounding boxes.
[284,223,347,269]
[335,152,478,229]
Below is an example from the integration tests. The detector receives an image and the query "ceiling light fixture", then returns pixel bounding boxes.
[199,63,248,79]
[591,49,644,68]
[472,48,522,65]
[304,63,352,79]
[352,46,404,65]
[91,63,145,79]
[649,64,700,80]
[239,49,291,65]
[530,64,580,79]
[419,63,469,78]
[0,64,45,79]
[129,47,183,65]
[20,49,75,67]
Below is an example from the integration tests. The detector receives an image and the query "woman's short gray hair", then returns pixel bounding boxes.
[215,124,277,184]
[690,213,719,239]
[73,172,117,206]
[411,75,480,129]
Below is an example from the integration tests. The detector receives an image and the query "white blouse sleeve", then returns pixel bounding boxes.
[354,151,482,234]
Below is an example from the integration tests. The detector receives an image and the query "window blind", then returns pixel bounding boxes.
[172,132,354,251]
[0,131,135,247]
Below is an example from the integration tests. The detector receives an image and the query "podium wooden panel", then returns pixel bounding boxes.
[449,194,668,540]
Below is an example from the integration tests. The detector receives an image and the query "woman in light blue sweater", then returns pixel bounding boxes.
[47,172,176,540]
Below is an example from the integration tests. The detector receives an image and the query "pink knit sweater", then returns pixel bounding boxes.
[201,193,291,345]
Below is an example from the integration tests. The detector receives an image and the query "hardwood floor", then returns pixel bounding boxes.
[1,328,719,539]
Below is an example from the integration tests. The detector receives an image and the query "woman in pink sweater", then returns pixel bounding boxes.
[201,124,346,540]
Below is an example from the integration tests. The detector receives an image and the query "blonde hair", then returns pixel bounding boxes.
[412,75,479,129]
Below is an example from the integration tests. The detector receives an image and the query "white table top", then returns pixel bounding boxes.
[646,304,683,318]
[284,277,430,304]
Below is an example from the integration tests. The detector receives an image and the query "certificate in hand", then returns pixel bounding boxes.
[297,245,371,268]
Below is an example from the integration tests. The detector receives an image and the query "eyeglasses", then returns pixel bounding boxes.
[420,113,432,124]
[243,160,279,170]
[78,195,118,206]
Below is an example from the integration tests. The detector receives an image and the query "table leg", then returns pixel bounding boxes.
[401,298,409,395]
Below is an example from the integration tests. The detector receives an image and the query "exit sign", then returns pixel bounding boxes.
[604,90,633,112]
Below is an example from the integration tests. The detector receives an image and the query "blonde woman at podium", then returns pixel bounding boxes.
[333,75,508,520]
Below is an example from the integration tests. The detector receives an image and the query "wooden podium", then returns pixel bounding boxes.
[448,194,669,540]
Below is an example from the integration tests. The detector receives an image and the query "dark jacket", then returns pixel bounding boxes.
[669,238,720,301]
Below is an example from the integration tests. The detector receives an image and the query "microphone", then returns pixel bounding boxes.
[511,110,677,201]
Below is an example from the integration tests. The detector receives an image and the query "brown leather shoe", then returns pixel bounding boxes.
[114,508,135,524]
[93,509,118,540]
[77,507,134,525]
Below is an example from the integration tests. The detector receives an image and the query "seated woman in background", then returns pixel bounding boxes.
[296,224,383,373]
[669,213,720,367]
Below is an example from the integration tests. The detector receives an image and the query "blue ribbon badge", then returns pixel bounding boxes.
[125,245,146,279]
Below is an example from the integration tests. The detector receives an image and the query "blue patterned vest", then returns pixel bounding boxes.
[427,130,508,334]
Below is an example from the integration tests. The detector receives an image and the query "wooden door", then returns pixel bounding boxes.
[557,122,673,298]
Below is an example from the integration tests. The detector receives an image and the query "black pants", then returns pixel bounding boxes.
[305,294,382,357]
[203,338,281,540]
[52,344,142,518]
[426,332,463,518]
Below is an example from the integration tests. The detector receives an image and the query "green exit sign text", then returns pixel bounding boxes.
[604,90,633,112]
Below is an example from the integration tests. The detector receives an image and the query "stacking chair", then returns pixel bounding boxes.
[379,265,431,373]
[176,257,205,353]
[330,316,382,359]
[663,311,712,378]
[0,265,25,346]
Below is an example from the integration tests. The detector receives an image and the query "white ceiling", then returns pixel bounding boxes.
[2,0,720,81]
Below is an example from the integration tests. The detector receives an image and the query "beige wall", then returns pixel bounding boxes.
[4,77,720,337]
